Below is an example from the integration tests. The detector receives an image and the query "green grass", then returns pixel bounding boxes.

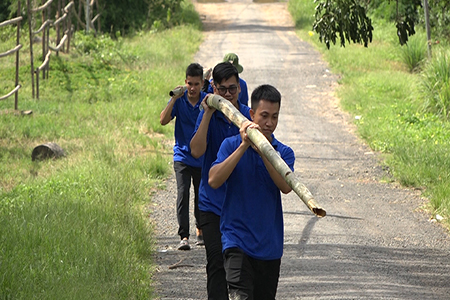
[399,32,428,73]
[418,48,450,119]
[0,0,203,297]
[1,163,154,299]
[289,0,450,225]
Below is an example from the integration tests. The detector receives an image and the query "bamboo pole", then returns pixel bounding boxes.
[206,94,326,217]
[169,86,187,97]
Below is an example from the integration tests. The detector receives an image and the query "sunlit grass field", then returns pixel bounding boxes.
[0,1,203,297]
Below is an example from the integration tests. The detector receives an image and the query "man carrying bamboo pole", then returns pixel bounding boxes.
[160,63,207,250]
[190,62,252,300]
[208,84,295,300]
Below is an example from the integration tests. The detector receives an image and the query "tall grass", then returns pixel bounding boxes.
[418,48,450,119]
[0,0,203,297]
[289,0,450,225]
[400,33,428,72]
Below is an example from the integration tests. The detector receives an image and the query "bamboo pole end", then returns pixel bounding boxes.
[308,200,326,217]
[312,207,326,218]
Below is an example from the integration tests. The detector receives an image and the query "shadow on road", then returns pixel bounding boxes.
[281,242,450,299]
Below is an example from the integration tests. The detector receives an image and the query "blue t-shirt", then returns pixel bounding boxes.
[193,103,251,216]
[207,78,249,106]
[170,90,207,168]
[213,134,295,260]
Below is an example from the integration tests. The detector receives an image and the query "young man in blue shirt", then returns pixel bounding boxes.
[208,84,295,300]
[190,62,252,300]
[202,53,249,106]
[160,63,208,250]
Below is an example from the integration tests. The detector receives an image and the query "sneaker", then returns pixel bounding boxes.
[177,239,190,251]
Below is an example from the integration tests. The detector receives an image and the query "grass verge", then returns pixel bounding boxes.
[0,1,203,297]
[289,0,450,227]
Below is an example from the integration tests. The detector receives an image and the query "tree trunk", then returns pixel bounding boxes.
[206,94,326,217]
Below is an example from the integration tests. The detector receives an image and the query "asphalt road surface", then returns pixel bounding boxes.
[150,0,450,299]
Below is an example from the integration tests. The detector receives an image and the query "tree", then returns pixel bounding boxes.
[0,0,12,22]
[312,0,423,49]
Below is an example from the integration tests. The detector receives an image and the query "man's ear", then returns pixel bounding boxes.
[249,108,254,121]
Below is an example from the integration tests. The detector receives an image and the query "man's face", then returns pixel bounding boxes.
[250,99,280,140]
[213,77,240,106]
[185,75,202,100]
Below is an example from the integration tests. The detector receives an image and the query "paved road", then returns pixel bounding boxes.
[151,0,450,299]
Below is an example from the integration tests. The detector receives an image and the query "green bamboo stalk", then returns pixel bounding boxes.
[207,94,326,217]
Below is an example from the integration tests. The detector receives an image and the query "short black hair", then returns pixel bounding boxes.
[186,63,203,78]
[251,84,281,110]
[212,62,239,86]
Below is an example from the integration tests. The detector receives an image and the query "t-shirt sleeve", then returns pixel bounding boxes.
[207,79,214,94]
[170,99,177,119]
[211,137,236,167]
[240,105,251,120]
[192,110,204,137]
[191,110,212,145]
[281,146,295,172]
[239,80,249,106]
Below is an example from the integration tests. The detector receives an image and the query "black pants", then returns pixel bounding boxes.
[224,248,281,300]
[200,210,228,300]
[173,161,201,240]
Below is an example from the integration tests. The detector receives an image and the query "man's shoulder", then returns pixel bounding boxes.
[200,91,208,100]
[223,134,241,145]
[273,137,294,155]
[238,103,251,117]
[174,93,189,105]
[216,135,241,155]
[273,137,289,148]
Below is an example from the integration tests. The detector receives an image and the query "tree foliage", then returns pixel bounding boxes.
[0,0,12,22]
[426,0,450,39]
[313,0,374,49]
[83,0,186,35]
[0,0,191,37]
[313,0,423,48]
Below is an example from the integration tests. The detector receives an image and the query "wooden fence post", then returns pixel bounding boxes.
[36,68,40,99]
[41,0,46,80]
[85,0,90,33]
[15,1,22,110]
[95,0,100,33]
[0,15,23,110]
[66,1,72,53]
[56,0,61,55]
[27,0,36,98]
